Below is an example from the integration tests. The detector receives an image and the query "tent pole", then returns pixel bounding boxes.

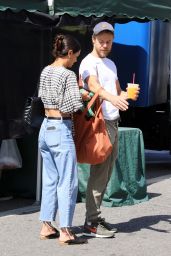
[35,28,53,203]
[169,22,171,153]
[35,29,44,203]
[48,0,54,15]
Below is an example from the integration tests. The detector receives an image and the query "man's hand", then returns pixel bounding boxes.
[120,91,128,99]
[133,88,140,101]
[110,95,129,111]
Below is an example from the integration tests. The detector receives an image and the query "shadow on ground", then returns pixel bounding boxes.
[111,215,171,233]
[72,214,171,236]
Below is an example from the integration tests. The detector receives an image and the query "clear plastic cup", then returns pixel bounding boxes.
[127,83,139,100]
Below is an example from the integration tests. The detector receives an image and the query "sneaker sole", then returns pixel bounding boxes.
[109,230,118,233]
[83,232,114,238]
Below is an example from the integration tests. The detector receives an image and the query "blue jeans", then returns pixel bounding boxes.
[38,118,78,228]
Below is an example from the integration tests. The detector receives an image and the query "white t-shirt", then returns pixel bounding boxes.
[79,53,120,120]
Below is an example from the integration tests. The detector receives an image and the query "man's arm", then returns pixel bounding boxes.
[85,75,129,111]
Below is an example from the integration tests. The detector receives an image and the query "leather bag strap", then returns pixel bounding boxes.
[83,87,103,115]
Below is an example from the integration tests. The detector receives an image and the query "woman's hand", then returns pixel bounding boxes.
[80,88,91,101]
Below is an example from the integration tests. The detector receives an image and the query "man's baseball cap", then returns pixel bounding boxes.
[93,21,114,35]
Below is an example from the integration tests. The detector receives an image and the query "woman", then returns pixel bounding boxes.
[38,34,86,245]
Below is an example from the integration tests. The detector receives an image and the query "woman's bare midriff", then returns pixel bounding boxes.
[45,109,71,118]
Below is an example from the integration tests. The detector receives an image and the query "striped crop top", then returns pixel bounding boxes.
[38,65,83,113]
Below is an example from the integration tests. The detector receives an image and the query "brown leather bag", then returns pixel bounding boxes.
[73,89,112,165]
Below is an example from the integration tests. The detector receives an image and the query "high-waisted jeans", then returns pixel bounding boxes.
[38,118,78,228]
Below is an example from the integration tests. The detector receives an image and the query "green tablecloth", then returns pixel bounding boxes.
[78,127,149,207]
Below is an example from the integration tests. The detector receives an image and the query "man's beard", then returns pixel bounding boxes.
[96,49,110,58]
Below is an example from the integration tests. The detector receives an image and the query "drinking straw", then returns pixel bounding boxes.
[132,73,135,84]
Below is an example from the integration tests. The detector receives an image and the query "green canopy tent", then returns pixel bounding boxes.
[53,0,171,21]
[0,0,47,12]
[1,1,171,38]
[1,0,171,21]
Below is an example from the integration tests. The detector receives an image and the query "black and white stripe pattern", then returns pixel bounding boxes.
[38,66,83,113]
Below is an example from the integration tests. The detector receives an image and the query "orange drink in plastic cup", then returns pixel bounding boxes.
[127,83,139,100]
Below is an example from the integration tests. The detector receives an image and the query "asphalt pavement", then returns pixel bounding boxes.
[0,150,171,256]
[0,174,171,256]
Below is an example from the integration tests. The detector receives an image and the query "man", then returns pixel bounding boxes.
[79,21,139,238]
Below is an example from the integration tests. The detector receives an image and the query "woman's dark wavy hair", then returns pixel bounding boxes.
[52,34,81,58]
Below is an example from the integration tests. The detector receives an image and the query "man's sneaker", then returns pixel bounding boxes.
[98,218,118,233]
[83,222,115,238]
